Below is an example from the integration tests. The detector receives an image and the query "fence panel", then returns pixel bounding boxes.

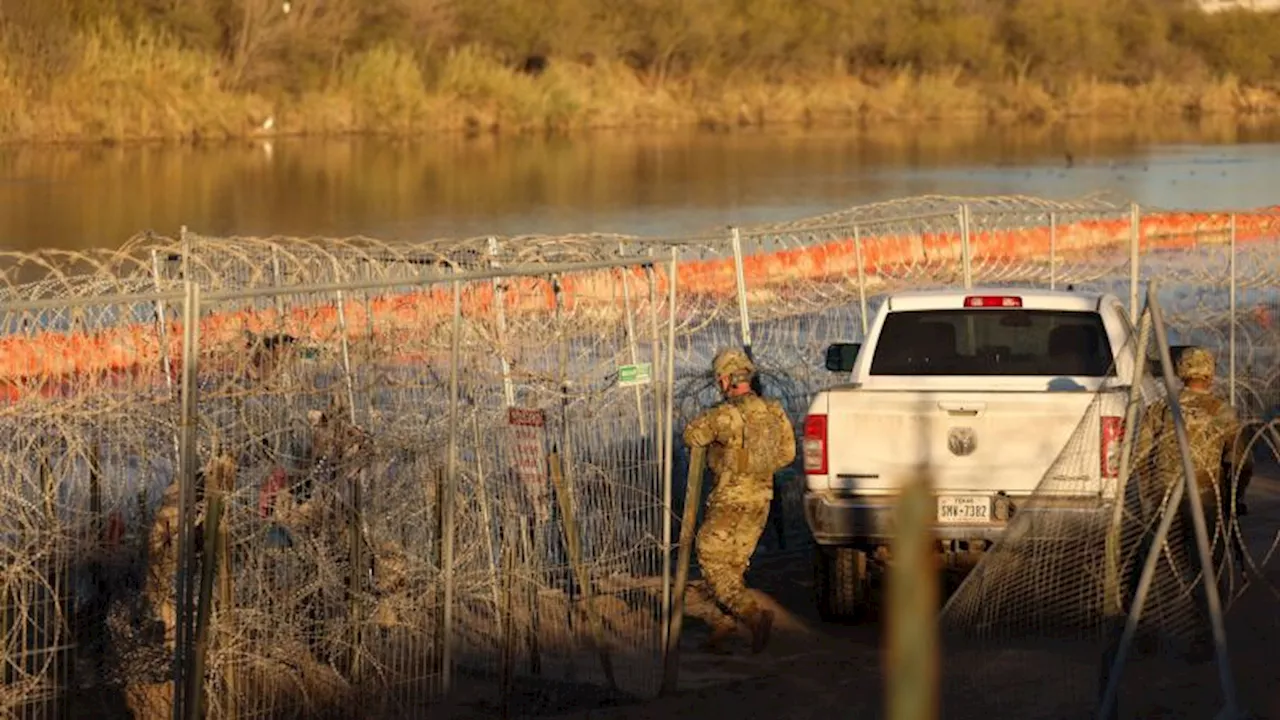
[3,193,1280,716]
[448,257,669,712]
[190,277,450,719]
[0,292,183,719]
[181,254,672,717]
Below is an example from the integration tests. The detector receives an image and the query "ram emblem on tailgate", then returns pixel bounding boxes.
[947,427,977,457]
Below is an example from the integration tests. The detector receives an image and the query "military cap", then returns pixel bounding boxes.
[1176,346,1215,381]
[713,348,756,378]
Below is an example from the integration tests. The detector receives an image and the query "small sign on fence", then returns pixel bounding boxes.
[508,407,545,428]
[617,363,652,387]
[507,407,551,521]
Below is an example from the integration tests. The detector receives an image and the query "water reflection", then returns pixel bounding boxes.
[2,116,1280,252]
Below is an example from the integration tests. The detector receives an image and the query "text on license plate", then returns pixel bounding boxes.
[936,495,990,523]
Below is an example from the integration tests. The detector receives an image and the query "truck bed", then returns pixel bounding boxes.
[809,387,1124,498]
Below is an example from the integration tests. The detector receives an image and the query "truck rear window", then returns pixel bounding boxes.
[869,309,1115,377]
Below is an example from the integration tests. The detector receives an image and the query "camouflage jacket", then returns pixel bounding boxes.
[1134,387,1251,500]
[683,391,796,504]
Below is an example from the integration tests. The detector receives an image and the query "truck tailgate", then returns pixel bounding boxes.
[821,390,1113,497]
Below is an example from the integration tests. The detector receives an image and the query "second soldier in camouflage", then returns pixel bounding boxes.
[683,348,796,653]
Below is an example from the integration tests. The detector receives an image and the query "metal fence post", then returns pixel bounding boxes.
[959,204,973,289]
[186,457,232,720]
[661,446,706,696]
[442,278,462,694]
[1229,214,1237,406]
[330,259,360,423]
[1104,304,1151,615]
[471,412,503,629]
[330,258,364,681]
[487,238,516,407]
[643,251,669,652]
[618,242,647,437]
[551,271,581,681]
[151,249,182,464]
[645,249,666,464]
[661,248,678,656]
[477,254,544,678]
[270,245,286,318]
[1098,281,1240,719]
[731,226,785,546]
[479,242,521,635]
[179,225,192,283]
[216,462,237,720]
[853,225,869,337]
[1146,282,1239,714]
[729,227,753,351]
[1129,203,1141,325]
[885,467,939,720]
[172,279,202,720]
[1048,212,1058,290]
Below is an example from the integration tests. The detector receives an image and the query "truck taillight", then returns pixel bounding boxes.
[1101,415,1123,479]
[963,295,1023,308]
[803,414,828,475]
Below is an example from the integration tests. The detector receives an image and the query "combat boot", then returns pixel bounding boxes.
[748,608,774,654]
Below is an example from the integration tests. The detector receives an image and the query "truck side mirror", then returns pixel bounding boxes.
[824,343,861,373]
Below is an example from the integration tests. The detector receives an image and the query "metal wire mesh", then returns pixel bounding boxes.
[937,294,1280,719]
[444,259,670,712]
[0,293,180,719]
[192,281,392,720]
[1,193,1280,717]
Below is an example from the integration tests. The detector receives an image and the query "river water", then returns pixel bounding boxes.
[3,118,1280,253]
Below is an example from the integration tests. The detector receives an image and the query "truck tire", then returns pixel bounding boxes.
[814,545,869,621]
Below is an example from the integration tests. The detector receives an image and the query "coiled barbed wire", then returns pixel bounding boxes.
[0,193,1277,717]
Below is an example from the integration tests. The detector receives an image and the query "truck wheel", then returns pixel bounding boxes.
[814,545,869,622]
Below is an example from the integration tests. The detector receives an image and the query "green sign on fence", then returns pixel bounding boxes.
[617,363,653,387]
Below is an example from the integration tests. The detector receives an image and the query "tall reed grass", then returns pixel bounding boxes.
[2,25,1278,145]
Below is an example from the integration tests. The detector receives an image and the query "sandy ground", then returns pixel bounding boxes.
[436,470,1280,720]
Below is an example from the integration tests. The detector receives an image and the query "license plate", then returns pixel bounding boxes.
[937,495,990,524]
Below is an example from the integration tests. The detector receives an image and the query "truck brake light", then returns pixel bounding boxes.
[1100,415,1123,479]
[963,296,1023,308]
[803,414,828,475]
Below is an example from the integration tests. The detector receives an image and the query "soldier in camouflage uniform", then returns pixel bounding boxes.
[1132,346,1251,657]
[1135,347,1252,535]
[683,348,796,653]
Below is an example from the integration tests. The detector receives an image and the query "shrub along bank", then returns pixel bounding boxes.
[3,0,1280,142]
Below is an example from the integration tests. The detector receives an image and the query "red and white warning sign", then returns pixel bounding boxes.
[507,407,551,520]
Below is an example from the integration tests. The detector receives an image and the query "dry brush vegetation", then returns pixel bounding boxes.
[3,0,1280,143]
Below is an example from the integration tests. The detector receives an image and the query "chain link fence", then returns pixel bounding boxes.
[0,193,1279,717]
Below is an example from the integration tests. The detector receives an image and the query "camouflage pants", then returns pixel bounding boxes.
[1129,486,1224,648]
[1169,489,1226,653]
[693,499,770,631]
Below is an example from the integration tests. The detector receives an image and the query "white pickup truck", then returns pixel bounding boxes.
[802,287,1165,620]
